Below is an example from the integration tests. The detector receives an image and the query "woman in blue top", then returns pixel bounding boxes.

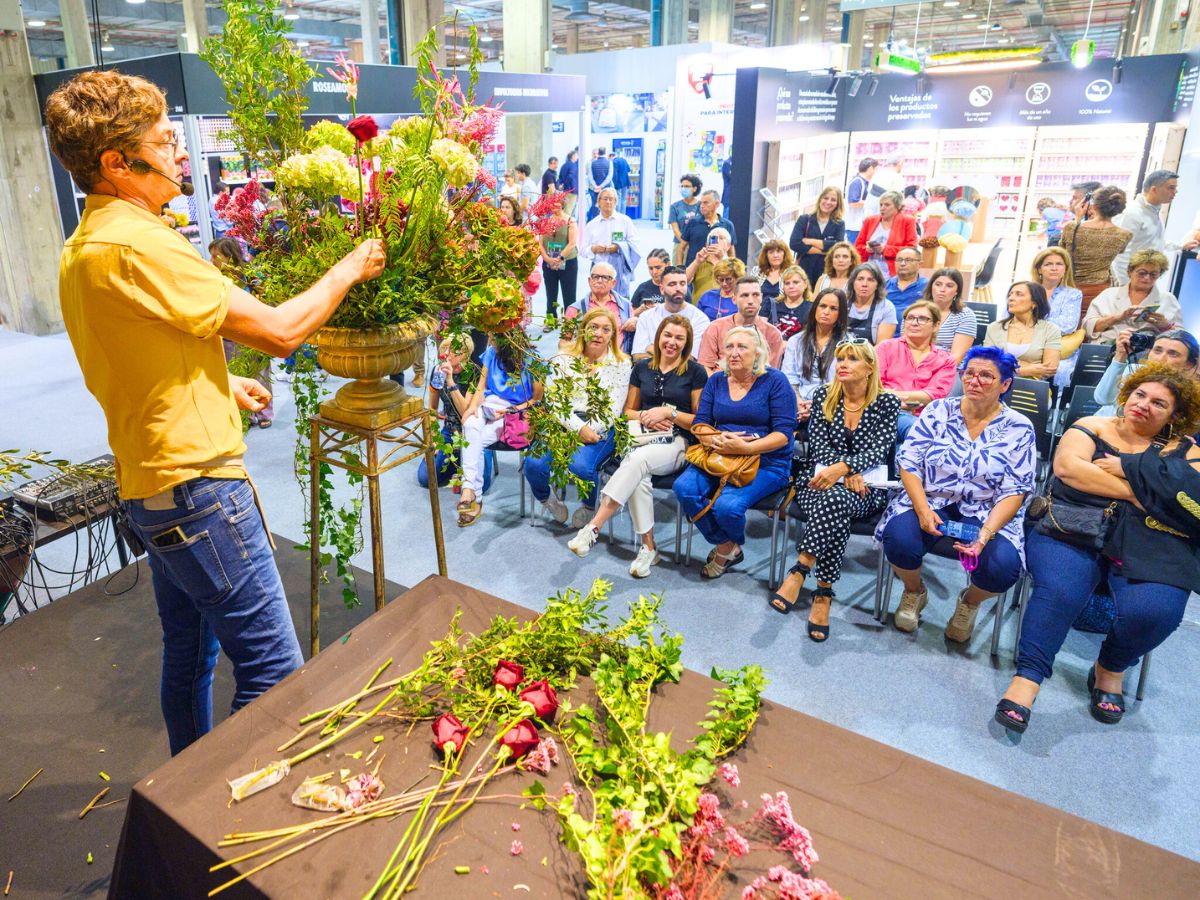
[457,337,542,527]
[1030,247,1085,387]
[696,258,744,321]
[674,326,797,578]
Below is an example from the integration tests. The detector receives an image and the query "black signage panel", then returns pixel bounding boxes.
[33,53,188,117]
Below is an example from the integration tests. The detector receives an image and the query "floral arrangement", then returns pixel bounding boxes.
[918,234,940,249]
[207,581,836,898]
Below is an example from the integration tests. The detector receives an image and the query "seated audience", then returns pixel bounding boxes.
[697,276,785,374]
[756,239,796,306]
[696,258,745,321]
[995,364,1200,733]
[567,316,708,577]
[926,267,976,364]
[457,337,542,527]
[526,308,631,528]
[782,288,848,419]
[631,248,670,309]
[1094,327,1199,416]
[878,347,1035,640]
[685,226,733,299]
[814,240,860,294]
[770,340,900,641]
[674,327,797,578]
[418,336,494,495]
[631,265,711,359]
[1030,247,1085,386]
[855,190,918,276]
[1083,249,1182,344]
[789,187,846,287]
[845,263,898,344]
[984,281,1062,381]
[565,261,633,351]
[772,265,813,340]
[884,248,927,319]
[876,300,956,439]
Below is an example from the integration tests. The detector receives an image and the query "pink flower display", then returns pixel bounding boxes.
[724,826,750,859]
[718,762,741,788]
[756,792,819,873]
[510,839,524,856]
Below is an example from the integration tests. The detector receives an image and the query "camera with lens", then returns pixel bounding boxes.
[1127,329,1158,358]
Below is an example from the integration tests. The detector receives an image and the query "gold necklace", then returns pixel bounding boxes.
[842,397,866,412]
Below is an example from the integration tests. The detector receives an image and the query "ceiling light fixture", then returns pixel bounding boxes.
[798,15,810,22]
[926,57,1042,75]
[1072,0,1096,68]
[750,1,766,8]
[126,0,146,4]
[943,0,960,6]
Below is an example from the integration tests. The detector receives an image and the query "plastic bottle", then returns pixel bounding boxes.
[940,520,981,542]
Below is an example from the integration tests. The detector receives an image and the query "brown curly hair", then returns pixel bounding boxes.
[44,70,167,191]
[1090,185,1127,220]
[1117,362,1200,439]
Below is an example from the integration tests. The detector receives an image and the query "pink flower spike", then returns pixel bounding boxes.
[665,886,684,900]
[718,762,741,788]
[742,888,758,900]
[510,839,523,856]
[613,808,634,833]
[511,821,521,831]
[723,826,750,859]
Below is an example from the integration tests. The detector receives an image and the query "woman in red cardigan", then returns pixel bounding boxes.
[855,190,918,276]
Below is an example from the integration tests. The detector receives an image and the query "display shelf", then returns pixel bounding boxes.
[849,130,936,189]
[758,132,849,260]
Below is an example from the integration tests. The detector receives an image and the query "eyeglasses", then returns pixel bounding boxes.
[590,274,614,282]
[141,131,182,149]
[960,370,998,385]
[905,315,934,324]
[836,336,870,349]
[1131,269,1162,279]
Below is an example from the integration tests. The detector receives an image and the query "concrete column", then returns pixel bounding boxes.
[180,0,208,53]
[870,20,889,62]
[502,0,552,187]
[360,0,382,64]
[59,0,95,69]
[770,0,802,47]
[698,0,734,44]
[399,0,445,66]
[1138,0,1186,54]
[656,0,688,46]
[1183,6,1200,50]
[566,24,579,54]
[800,0,828,45]
[0,29,65,334]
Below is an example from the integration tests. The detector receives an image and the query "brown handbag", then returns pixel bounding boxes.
[684,423,761,522]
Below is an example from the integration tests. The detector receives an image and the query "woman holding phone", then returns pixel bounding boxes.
[1083,250,1181,344]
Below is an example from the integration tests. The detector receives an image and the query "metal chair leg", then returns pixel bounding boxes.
[672,496,683,565]
[685,521,694,567]
[1136,651,1151,701]
[518,455,527,519]
[768,511,782,590]
[878,568,895,623]
[989,589,1008,659]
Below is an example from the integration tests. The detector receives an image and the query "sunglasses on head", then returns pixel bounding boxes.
[836,336,870,349]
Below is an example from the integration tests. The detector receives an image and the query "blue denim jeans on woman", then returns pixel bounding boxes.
[525,427,617,508]
[124,477,303,755]
[673,458,791,547]
[1016,529,1191,684]
[881,507,1023,594]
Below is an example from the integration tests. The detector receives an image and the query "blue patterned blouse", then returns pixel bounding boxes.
[875,397,1037,561]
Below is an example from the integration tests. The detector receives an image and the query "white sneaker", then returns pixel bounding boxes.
[629,546,661,578]
[893,587,929,633]
[541,495,568,525]
[567,525,599,557]
[945,589,980,643]
[571,505,595,529]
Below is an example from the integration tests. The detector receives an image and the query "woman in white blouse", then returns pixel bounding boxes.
[1083,249,1181,344]
[525,307,632,529]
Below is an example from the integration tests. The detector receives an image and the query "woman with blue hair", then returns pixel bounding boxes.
[877,346,1037,642]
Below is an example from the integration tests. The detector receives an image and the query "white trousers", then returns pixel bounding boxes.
[460,395,509,495]
[600,436,688,535]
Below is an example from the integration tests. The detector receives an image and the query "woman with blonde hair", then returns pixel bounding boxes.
[1030,246,1085,386]
[673,326,797,578]
[769,337,900,638]
[774,264,814,339]
[790,186,847,286]
[814,240,860,294]
[567,314,708,576]
[696,256,747,321]
[526,307,632,528]
[756,238,796,307]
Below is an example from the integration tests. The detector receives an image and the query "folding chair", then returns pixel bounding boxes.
[683,485,793,586]
[1007,377,1053,486]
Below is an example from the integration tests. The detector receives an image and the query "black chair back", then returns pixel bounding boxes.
[973,239,1005,289]
[1007,377,1053,461]
[1070,343,1114,389]
[966,301,998,346]
[1062,385,1102,432]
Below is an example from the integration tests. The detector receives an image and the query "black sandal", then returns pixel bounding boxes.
[768,562,810,614]
[994,698,1032,734]
[1087,668,1125,725]
[807,586,834,642]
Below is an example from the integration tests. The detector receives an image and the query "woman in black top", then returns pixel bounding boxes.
[755,239,795,308]
[996,364,1200,734]
[769,338,899,641]
[789,186,847,287]
[567,314,707,579]
[631,248,671,308]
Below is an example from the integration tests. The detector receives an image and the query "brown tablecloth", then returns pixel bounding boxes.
[109,576,1200,899]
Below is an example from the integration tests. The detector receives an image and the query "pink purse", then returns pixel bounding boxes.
[501,410,530,449]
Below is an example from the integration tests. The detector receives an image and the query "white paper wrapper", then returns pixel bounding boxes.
[228,760,290,801]
[291,781,346,812]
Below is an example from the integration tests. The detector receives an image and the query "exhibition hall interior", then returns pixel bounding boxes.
[3,1,1200,897]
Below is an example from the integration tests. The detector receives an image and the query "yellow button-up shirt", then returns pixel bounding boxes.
[59,195,245,499]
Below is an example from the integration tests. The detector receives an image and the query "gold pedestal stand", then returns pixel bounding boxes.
[307,399,447,655]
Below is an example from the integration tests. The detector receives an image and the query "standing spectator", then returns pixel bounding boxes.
[1112,169,1197,282]
[845,263,898,344]
[876,300,957,439]
[756,238,795,309]
[790,187,846,287]
[498,195,523,226]
[539,201,578,328]
[515,163,539,214]
[540,156,559,195]
[631,265,711,358]
[670,174,703,264]
[586,146,614,222]
[814,240,860,294]
[557,149,579,215]
[884,247,928,319]
[864,153,906,218]
[1068,180,1102,223]
[1037,197,1069,247]
[680,190,737,270]
[210,181,231,237]
[984,281,1062,381]
[925,268,976,364]
[611,151,632,214]
[1059,185,1132,314]
[845,158,878,244]
[499,169,520,205]
[696,258,745,322]
[856,191,918,277]
[1029,247,1084,386]
[781,287,848,414]
[675,327,797,578]
[418,336,494,495]
[1084,249,1182,344]
[773,265,814,340]
[580,188,640,296]
[697,276,785,373]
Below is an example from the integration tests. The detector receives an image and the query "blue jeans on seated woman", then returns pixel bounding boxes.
[1016,529,1190,684]
[124,477,304,756]
[525,427,617,508]
[673,458,790,547]
[880,506,1022,594]
[417,426,494,493]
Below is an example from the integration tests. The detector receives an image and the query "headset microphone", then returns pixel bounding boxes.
[127,157,195,196]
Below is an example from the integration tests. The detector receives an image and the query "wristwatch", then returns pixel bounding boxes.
[665,403,678,420]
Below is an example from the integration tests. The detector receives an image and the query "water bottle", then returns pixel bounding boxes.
[940,519,980,542]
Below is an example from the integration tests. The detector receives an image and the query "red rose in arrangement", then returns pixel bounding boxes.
[500,720,540,760]
[492,660,524,691]
[347,114,380,143]
[431,713,470,756]
[519,679,559,720]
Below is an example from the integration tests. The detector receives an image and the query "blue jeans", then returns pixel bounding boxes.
[881,507,1022,594]
[417,427,494,493]
[525,428,616,507]
[674,459,790,546]
[124,477,303,755]
[896,412,917,443]
[1016,529,1191,684]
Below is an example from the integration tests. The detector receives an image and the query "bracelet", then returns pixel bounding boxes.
[979,525,994,542]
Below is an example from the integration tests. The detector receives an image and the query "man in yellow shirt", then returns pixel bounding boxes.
[45,70,385,755]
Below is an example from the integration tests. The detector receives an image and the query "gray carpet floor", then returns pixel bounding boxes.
[2,223,1198,863]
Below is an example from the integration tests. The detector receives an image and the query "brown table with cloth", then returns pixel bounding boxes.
[108,576,1200,899]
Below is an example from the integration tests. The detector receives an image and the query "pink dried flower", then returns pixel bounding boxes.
[344,772,384,809]
[480,865,489,875]
[518,737,560,776]
[561,782,577,797]
[777,873,838,900]
[450,666,467,681]
[664,886,684,900]
[510,839,523,856]
[700,845,715,864]
[757,791,819,872]
[476,168,497,191]
[768,865,789,882]
[742,888,758,900]
[511,821,521,832]
[718,762,741,788]
[613,808,634,833]
[690,791,725,839]
[724,826,750,859]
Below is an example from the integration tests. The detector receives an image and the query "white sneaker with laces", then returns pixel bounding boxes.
[542,495,568,525]
[629,546,661,578]
[567,525,599,557]
[571,505,595,529]
[893,587,928,633]
[944,589,980,643]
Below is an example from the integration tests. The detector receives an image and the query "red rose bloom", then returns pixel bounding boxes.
[431,713,470,756]
[500,720,540,760]
[347,115,380,143]
[492,660,524,691]
[519,679,559,720]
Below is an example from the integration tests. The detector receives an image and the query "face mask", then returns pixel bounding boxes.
[680,187,694,199]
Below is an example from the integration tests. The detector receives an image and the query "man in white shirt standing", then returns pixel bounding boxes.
[581,187,640,296]
[1111,169,1199,283]
[631,265,710,358]
[864,153,906,218]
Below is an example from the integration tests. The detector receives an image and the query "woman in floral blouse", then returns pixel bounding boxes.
[877,346,1036,643]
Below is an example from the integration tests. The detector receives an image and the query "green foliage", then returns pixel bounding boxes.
[0,452,114,489]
